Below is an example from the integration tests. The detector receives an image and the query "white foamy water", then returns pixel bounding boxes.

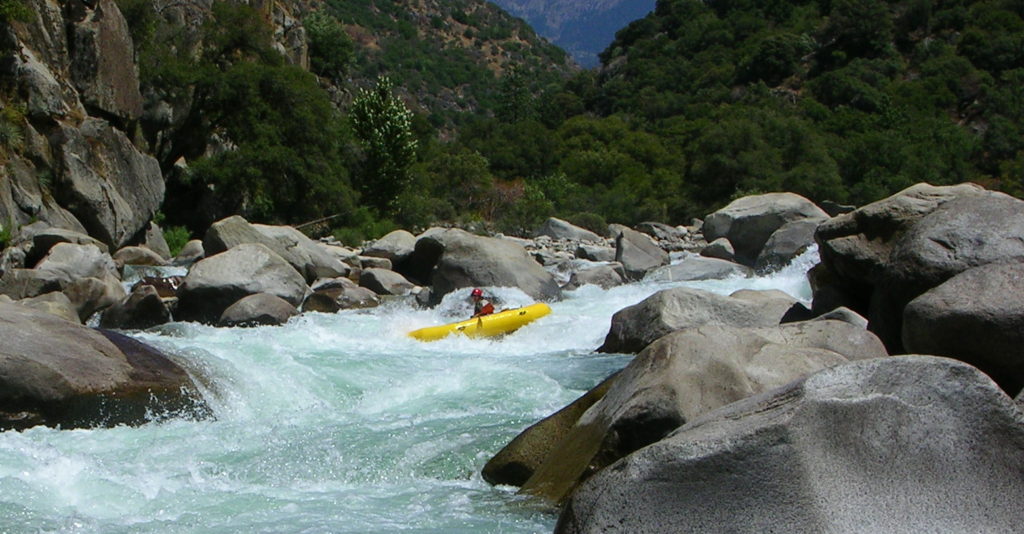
[0,248,818,533]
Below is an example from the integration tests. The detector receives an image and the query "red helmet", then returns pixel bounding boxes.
[471,288,483,297]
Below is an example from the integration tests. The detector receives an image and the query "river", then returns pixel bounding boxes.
[0,249,818,533]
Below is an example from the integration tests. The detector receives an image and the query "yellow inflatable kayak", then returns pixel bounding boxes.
[409,303,552,341]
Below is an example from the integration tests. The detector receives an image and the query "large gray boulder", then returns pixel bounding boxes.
[613,227,669,280]
[302,278,380,312]
[643,256,752,282]
[598,287,796,353]
[404,229,561,305]
[218,293,298,327]
[0,268,66,300]
[53,119,164,249]
[361,229,417,265]
[359,268,416,296]
[0,302,207,430]
[563,264,626,291]
[508,321,886,503]
[536,217,601,242]
[18,291,80,323]
[699,237,735,262]
[484,372,621,487]
[172,239,205,265]
[203,216,347,283]
[903,261,1024,394]
[62,275,127,322]
[555,356,1024,534]
[23,227,108,267]
[113,245,168,268]
[176,243,309,324]
[703,192,828,266]
[815,183,1024,351]
[575,244,616,262]
[143,222,173,261]
[35,242,119,284]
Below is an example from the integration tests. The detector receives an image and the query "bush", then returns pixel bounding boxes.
[566,212,608,237]
[163,226,191,257]
[305,11,354,80]
[0,220,11,249]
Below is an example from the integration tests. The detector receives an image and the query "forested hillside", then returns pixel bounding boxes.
[456,0,1024,229]
[3,0,1022,250]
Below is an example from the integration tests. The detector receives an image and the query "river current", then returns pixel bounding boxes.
[0,249,818,533]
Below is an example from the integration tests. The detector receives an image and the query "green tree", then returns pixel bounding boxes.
[305,11,354,81]
[350,76,419,215]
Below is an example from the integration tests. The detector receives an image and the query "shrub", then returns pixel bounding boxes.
[163,226,191,257]
[566,212,608,237]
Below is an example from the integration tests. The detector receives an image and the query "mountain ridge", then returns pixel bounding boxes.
[490,0,655,67]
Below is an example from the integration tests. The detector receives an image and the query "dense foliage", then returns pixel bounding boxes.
[118,0,1024,242]
[455,0,1024,227]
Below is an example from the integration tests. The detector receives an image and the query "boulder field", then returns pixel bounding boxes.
[5,179,1024,534]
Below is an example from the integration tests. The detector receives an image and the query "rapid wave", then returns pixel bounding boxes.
[0,247,818,533]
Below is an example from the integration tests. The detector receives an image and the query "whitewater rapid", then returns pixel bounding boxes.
[0,249,817,533]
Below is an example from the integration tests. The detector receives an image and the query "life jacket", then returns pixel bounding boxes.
[475,299,495,316]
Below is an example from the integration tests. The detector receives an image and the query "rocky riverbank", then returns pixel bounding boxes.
[3,182,1024,533]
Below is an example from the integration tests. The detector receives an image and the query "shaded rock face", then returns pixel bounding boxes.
[406,229,561,305]
[598,287,795,354]
[67,0,144,122]
[302,278,380,312]
[100,284,171,330]
[754,218,821,272]
[483,372,621,487]
[903,261,1024,395]
[555,356,1024,534]
[53,119,164,249]
[814,183,1024,352]
[176,243,308,324]
[507,321,886,504]
[703,192,828,266]
[0,302,207,430]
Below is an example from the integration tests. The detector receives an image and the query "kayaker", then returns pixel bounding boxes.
[470,288,495,318]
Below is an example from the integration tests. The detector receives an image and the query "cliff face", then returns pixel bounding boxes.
[1,0,162,249]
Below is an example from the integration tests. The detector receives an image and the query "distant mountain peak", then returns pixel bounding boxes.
[491,0,656,67]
